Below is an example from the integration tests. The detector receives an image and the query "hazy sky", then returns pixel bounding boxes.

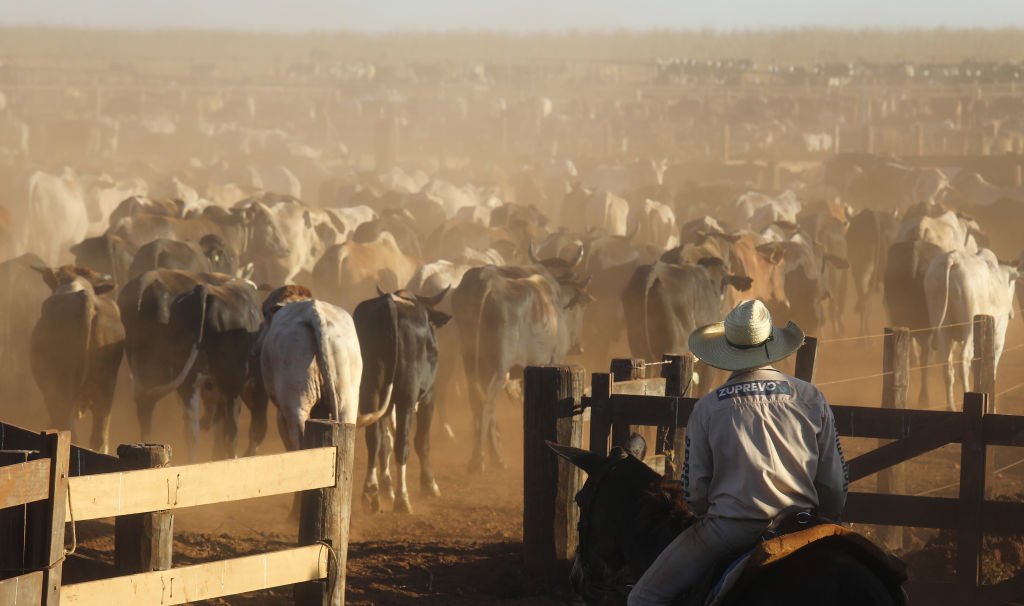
[3,0,1024,31]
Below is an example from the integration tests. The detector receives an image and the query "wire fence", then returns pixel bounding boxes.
[815,319,980,345]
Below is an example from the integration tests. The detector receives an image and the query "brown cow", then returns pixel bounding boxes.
[30,266,124,453]
[313,232,419,311]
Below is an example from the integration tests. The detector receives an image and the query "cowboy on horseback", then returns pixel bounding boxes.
[627,299,849,606]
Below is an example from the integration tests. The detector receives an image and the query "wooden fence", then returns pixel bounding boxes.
[0,419,354,606]
[523,315,1024,604]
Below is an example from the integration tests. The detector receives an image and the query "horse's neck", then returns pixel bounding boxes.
[623,507,694,579]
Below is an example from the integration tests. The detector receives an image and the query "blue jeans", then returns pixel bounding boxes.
[627,517,768,606]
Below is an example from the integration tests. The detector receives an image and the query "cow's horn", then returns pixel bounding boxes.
[527,242,541,264]
[418,285,451,308]
[376,285,387,297]
[570,245,585,268]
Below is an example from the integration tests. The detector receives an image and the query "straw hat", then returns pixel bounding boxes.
[688,299,805,372]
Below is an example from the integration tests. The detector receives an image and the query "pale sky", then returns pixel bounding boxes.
[2,0,1024,31]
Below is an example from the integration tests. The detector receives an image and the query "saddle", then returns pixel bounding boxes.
[698,514,907,606]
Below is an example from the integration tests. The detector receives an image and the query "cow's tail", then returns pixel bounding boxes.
[135,284,207,402]
[354,295,399,427]
[933,254,955,350]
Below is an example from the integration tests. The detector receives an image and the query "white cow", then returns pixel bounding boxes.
[924,248,1017,410]
[732,190,802,233]
[24,169,89,265]
[630,199,679,250]
[82,175,148,235]
[583,191,630,236]
[260,299,381,451]
[897,209,978,253]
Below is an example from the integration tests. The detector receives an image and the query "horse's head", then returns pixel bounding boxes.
[548,441,695,604]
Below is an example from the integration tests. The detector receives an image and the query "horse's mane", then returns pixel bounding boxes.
[637,478,696,529]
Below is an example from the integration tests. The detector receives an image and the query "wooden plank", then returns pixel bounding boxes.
[610,359,648,448]
[611,378,666,397]
[61,545,328,606]
[981,414,1024,447]
[843,493,958,529]
[0,423,118,477]
[846,418,961,483]
[0,451,34,580]
[956,393,987,589]
[67,447,336,522]
[0,571,43,605]
[0,458,50,509]
[831,405,961,440]
[982,500,1024,535]
[609,395,697,428]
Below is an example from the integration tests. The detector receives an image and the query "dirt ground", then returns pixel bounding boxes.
[9,294,1024,604]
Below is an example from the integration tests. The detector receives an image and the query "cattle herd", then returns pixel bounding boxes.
[2,53,1024,518]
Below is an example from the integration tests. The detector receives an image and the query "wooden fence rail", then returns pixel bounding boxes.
[523,315,1022,604]
[0,418,354,606]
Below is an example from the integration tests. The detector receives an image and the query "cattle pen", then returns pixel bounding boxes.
[0,419,354,606]
[523,314,1024,605]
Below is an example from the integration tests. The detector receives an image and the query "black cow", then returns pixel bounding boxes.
[30,266,124,453]
[128,238,213,279]
[354,288,450,513]
[70,233,136,287]
[622,258,752,364]
[452,248,592,472]
[846,209,896,335]
[884,240,944,404]
[119,269,267,461]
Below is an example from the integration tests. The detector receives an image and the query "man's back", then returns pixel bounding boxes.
[683,366,848,521]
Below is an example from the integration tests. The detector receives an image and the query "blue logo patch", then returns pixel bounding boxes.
[716,380,793,400]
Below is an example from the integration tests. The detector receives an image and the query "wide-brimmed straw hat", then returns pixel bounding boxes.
[688,299,805,372]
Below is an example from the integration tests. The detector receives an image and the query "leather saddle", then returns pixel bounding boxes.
[694,512,907,606]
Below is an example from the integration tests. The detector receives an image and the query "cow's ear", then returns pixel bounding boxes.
[31,266,58,291]
[427,309,451,328]
[94,283,115,295]
[724,275,754,292]
[546,441,606,475]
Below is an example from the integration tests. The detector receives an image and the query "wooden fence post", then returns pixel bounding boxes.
[26,430,69,606]
[973,314,996,411]
[115,444,173,573]
[589,373,613,457]
[879,327,911,550]
[295,420,355,606]
[794,336,818,382]
[661,354,694,478]
[956,392,987,596]
[610,358,645,447]
[523,365,585,570]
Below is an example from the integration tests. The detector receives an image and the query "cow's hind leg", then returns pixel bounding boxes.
[379,410,395,502]
[136,395,159,443]
[181,384,202,463]
[416,389,441,499]
[485,379,505,470]
[215,395,242,460]
[363,418,384,513]
[242,380,268,456]
[393,393,417,514]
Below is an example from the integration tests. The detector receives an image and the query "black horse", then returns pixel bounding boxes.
[548,442,906,606]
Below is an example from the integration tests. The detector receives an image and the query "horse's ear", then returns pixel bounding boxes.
[546,441,606,475]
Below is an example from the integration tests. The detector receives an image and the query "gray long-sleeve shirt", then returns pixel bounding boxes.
[681,366,848,521]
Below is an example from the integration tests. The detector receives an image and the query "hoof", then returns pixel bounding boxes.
[422,480,441,498]
[490,458,507,471]
[442,423,456,441]
[380,476,395,502]
[362,489,382,513]
[467,458,485,474]
[394,494,413,514]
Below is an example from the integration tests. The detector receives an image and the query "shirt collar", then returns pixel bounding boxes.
[727,365,777,381]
